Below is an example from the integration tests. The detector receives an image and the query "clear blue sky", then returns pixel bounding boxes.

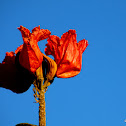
[0,0,126,126]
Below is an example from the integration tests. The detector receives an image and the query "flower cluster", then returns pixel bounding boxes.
[0,26,88,93]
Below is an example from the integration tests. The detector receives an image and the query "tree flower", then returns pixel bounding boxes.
[17,25,51,73]
[45,30,88,78]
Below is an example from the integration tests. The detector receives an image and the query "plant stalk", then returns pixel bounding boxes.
[39,80,46,126]
[35,64,46,126]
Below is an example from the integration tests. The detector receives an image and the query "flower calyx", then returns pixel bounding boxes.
[42,54,57,89]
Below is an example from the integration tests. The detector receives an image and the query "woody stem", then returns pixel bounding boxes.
[39,79,46,126]
[35,63,46,126]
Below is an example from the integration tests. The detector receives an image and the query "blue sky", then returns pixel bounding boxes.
[0,0,126,126]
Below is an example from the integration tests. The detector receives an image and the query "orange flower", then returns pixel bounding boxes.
[45,30,88,78]
[17,25,51,73]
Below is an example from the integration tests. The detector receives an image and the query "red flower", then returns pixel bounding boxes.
[45,30,88,78]
[17,25,51,73]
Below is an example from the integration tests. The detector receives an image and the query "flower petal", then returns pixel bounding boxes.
[2,52,16,64]
[45,35,61,63]
[19,42,43,73]
[32,26,51,41]
[15,44,23,54]
[78,39,88,53]
[18,25,30,38]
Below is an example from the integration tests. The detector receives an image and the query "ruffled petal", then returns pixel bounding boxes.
[45,35,61,63]
[37,29,51,41]
[78,39,88,53]
[15,44,23,54]
[61,29,77,45]
[32,26,51,41]
[2,52,16,64]
[17,25,30,38]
